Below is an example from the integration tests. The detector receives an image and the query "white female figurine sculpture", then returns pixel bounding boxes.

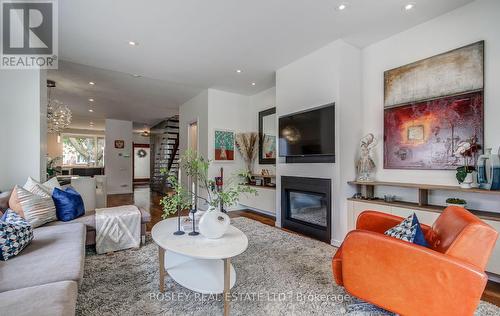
[356,133,377,181]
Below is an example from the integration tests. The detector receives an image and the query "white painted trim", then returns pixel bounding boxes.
[331,239,342,247]
[486,272,500,283]
[236,205,276,218]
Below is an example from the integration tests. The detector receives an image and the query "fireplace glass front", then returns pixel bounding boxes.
[288,191,327,227]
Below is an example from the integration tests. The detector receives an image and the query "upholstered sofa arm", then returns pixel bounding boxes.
[341,230,487,316]
[356,210,432,235]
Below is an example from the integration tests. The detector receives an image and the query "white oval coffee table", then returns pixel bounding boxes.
[152,217,248,316]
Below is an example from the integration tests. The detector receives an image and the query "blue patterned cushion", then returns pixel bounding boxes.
[384,213,429,247]
[52,187,85,222]
[0,209,34,261]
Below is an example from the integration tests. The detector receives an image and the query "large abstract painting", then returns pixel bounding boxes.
[384,92,483,169]
[383,41,484,170]
[384,41,484,107]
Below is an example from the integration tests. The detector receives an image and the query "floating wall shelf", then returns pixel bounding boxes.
[347,180,500,221]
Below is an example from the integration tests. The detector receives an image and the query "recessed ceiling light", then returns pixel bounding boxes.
[88,109,94,112]
[88,81,95,85]
[89,121,94,125]
[131,74,142,78]
[88,98,94,102]
[128,41,138,46]
[251,82,256,86]
[337,3,348,11]
[236,69,242,73]
[404,3,415,11]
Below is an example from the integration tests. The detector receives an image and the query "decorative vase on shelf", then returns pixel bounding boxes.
[478,148,500,190]
[460,173,473,189]
[199,206,230,239]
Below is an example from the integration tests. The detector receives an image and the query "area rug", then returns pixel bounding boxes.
[77,217,500,316]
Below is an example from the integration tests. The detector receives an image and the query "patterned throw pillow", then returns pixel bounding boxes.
[15,186,57,228]
[0,209,34,260]
[384,213,429,247]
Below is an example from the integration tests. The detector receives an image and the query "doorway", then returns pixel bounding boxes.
[133,143,150,184]
[188,121,198,196]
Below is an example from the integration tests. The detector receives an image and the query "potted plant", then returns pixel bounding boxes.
[454,137,481,189]
[160,150,257,239]
[237,169,253,185]
[46,156,61,178]
[446,198,467,208]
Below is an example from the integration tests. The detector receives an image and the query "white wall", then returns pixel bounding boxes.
[47,133,62,163]
[179,90,209,189]
[276,39,363,245]
[207,89,251,184]
[361,0,500,211]
[133,133,150,145]
[105,119,133,194]
[179,88,277,213]
[0,69,47,191]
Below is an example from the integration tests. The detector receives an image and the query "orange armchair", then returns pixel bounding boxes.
[333,206,498,316]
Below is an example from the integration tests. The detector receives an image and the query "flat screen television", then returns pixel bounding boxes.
[279,103,335,163]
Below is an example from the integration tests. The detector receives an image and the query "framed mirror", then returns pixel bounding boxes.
[258,107,276,165]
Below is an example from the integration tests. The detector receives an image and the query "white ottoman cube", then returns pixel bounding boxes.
[95,205,141,254]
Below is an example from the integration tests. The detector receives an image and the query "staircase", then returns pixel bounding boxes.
[150,115,180,193]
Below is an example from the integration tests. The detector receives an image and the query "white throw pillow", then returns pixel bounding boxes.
[23,177,48,194]
[15,186,57,228]
[23,176,61,195]
[43,177,62,193]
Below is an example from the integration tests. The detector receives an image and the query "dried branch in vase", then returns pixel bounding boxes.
[235,132,258,173]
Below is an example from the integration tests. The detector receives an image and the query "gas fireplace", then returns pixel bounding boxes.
[281,176,331,242]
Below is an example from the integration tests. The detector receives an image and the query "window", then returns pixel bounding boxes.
[62,134,105,166]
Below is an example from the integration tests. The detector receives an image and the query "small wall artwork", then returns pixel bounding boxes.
[262,134,276,159]
[214,130,235,161]
[383,41,484,170]
[114,140,125,149]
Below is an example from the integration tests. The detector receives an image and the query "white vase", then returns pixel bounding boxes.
[460,173,473,189]
[199,207,230,239]
[446,203,467,208]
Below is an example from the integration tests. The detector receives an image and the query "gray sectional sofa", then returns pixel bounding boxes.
[0,190,151,316]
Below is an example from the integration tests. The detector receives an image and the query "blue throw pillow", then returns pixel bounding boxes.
[52,187,85,222]
[384,213,429,247]
[0,209,34,260]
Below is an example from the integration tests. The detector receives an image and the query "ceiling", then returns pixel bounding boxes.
[52,0,474,129]
[48,60,195,128]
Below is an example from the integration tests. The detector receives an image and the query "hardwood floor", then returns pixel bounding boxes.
[108,185,500,307]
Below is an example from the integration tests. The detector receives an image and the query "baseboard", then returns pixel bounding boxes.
[331,239,342,247]
[236,204,276,218]
[487,272,500,283]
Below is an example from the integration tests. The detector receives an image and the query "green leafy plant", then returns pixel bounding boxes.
[237,169,252,184]
[454,136,481,183]
[446,198,467,205]
[46,156,61,177]
[455,166,476,183]
[159,175,192,219]
[159,150,257,219]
